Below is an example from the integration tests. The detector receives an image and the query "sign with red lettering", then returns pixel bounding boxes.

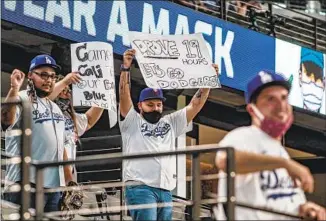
[129,32,220,89]
[70,41,117,127]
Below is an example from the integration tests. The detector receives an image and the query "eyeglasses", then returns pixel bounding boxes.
[32,71,57,81]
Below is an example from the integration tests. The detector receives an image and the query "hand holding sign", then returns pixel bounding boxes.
[70,41,117,128]
[129,32,221,89]
[62,72,82,86]
[123,49,136,68]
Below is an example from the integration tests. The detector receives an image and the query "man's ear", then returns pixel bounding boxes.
[246,103,262,120]
[246,103,254,116]
[137,102,142,112]
[27,71,33,79]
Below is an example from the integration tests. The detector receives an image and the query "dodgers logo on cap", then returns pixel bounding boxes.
[45,56,52,64]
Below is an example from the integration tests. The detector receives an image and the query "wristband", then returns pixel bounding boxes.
[120,64,130,72]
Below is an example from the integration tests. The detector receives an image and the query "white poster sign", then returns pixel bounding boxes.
[129,32,220,89]
[70,41,117,128]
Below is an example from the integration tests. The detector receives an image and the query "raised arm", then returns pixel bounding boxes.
[185,64,219,123]
[1,69,25,127]
[216,150,314,193]
[85,107,104,130]
[48,72,81,101]
[119,49,134,118]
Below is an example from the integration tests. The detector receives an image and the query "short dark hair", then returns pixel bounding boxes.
[300,61,324,81]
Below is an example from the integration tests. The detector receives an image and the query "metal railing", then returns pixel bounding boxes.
[1,100,32,220]
[173,0,326,52]
[31,146,236,220]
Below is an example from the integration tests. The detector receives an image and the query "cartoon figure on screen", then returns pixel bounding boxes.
[299,47,325,113]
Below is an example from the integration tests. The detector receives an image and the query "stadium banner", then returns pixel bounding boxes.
[2,0,325,114]
[275,39,326,114]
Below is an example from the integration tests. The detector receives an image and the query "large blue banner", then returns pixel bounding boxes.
[1,0,325,114]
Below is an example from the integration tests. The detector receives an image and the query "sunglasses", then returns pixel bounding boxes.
[33,71,57,81]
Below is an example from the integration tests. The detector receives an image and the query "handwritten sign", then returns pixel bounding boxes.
[129,32,220,89]
[70,41,117,128]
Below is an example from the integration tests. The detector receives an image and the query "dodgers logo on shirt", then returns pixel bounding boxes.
[64,115,74,131]
[140,122,171,138]
[260,170,298,201]
[32,109,64,124]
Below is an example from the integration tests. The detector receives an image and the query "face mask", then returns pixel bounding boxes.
[56,98,71,112]
[27,79,51,98]
[251,104,293,139]
[142,111,162,124]
[301,81,325,112]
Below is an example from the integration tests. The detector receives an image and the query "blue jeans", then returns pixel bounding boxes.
[3,182,61,212]
[125,185,172,221]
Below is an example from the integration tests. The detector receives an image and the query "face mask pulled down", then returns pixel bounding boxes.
[27,79,51,98]
[142,111,162,124]
[251,105,293,138]
[56,98,71,112]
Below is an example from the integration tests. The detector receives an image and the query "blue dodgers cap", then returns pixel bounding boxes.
[29,54,61,72]
[301,47,324,69]
[245,70,291,104]
[139,88,166,102]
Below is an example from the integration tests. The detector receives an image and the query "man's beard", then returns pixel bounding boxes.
[35,86,51,98]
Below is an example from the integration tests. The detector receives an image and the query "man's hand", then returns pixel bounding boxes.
[62,72,81,86]
[212,63,219,76]
[285,159,314,193]
[11,69,25,90]
[299,202,326,220]
[123,49,135,69]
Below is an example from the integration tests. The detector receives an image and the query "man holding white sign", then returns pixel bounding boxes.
[119,48,219,221]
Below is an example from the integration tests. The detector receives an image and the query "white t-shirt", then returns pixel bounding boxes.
[63,112,88,161]
[5,90,67,187]
[119,107,189,191]
[216,126,306,220]
[63,112,88,181]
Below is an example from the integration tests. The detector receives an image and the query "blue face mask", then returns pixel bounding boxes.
[301,81,324,112]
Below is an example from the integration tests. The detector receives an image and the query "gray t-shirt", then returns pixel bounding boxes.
[119,107,189,191]
[5,90,67,188]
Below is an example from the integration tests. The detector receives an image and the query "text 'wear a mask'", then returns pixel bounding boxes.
[142,111,162,124]
[251,104,293,138]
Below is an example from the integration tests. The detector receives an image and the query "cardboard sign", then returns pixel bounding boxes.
[129,32,220,89]
[70,41,117,128]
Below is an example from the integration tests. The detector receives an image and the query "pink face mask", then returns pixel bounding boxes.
[251,105,293,138]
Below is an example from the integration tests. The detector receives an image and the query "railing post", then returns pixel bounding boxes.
[222,0,227,20]
[21,101,32,220]
[314,18,318,49]
[35,168,44,220]
[226,147,235,220]
[191,152,201,220]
